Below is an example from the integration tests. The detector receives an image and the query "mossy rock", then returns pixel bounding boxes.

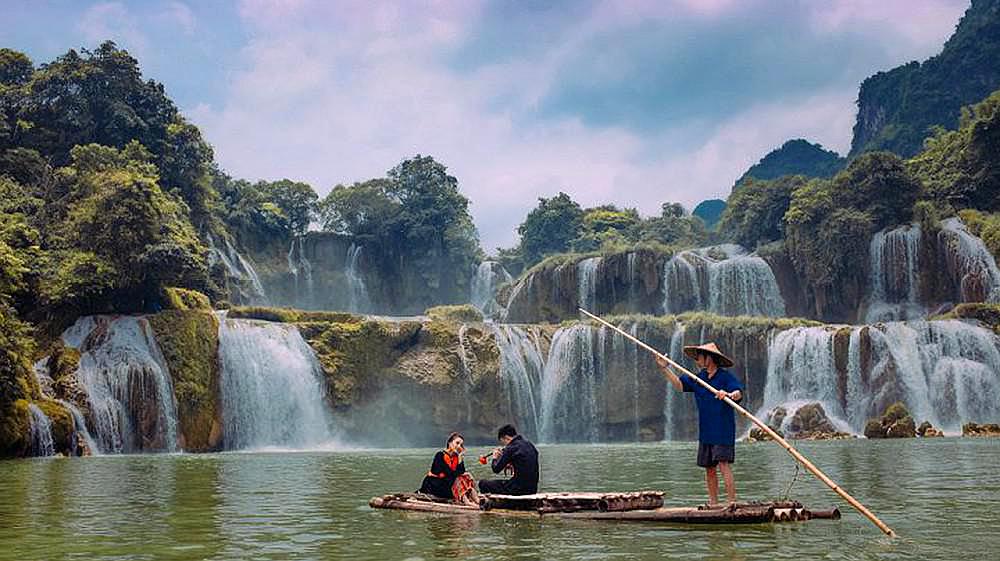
[47,343,81,382]
[882,402,911,425]
[36,399,76,455]
[0,399,30,457]
[228,306,360,324]
[885,415,916,438]
[962,422,1000,437]
[161,287,212,311]
[425,305,483,323]
[147,310,222,451]
[934,303,1000,333]
[864,418,885,439]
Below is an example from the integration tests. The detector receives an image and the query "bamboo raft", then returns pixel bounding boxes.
[369,492,841,525]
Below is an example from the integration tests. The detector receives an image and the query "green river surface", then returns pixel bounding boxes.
[2,438,999,561]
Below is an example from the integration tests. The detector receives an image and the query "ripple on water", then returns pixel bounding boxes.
[1,440,999,560]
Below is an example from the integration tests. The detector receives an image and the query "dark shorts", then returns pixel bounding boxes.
[697,443,735,468]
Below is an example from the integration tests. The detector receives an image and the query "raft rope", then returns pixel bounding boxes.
[781,463,801,501]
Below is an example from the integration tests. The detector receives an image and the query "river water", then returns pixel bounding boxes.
[2,439,998,561]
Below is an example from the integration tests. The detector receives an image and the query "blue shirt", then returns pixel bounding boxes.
[681,368,744,445]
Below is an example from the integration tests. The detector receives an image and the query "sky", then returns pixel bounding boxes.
[1,0,970,250]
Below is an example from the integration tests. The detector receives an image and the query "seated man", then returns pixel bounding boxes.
[478,424,539,495]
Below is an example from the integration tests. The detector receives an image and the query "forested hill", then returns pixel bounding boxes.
[732,139,845,192]
[849,0,1000,158]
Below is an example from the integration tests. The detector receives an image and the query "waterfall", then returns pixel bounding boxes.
[492,325,545,438]
[540,324,600,442]
[286,237,314,308]
[218,318,335,450]
[207,234,269,304]
[759,327,852,433]
[938,217,1000,303]
[471,261,513,315]
[56,399,100,456]
[346,243,371,313]
[663,253,703,314]
[64,316,180,454]
[866,224,923,322]
[28,404,56,457]
[662,245,784,317]
[577,257,602,313]
[760,319,1000,434]
[663,324,687,440]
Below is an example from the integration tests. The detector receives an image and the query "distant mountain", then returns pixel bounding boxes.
[850,0,1000,157]
[732,139,845,192]
[692,199,726,230]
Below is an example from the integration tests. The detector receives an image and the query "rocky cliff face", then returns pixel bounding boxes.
[239,232,473,315]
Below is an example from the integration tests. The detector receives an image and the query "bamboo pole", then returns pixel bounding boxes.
[578,307,897,538]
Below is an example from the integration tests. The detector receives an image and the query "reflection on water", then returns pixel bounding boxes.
[1,439,999,560]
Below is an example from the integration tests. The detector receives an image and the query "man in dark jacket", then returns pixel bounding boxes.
[478,424,539,495]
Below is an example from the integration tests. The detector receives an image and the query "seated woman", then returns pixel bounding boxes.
[419,432,480,506]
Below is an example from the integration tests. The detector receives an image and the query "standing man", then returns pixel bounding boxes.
[656,342,744,507]
[478,424,539,495]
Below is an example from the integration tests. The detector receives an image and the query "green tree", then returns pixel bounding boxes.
[517,192,584,264]
[910,89,1000,210]
[40,143,207,314]
[256,179,319,236]
[317,178,398,239]
[720,176,805,249]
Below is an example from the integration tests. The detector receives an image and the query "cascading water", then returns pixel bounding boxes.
[663,245,785,317]
[208,234,269,304]
[56,399,100,455]
[471,261,513,315]
[577,257,602,313]
[866,224,924,322]
[758,326,852,433]
[938,217,1000,303]
[760,319,1000,434]
[540,324,600,442]
[345,243,371,313]
[287,238,315,308]
[28,404,56,457]
[492,325,545,438]
[218,318,336,450]
[663,324,687,440]
[64,316,180,454]
[662,253,703,314]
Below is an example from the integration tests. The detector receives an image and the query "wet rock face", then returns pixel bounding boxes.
[750,403,853,441]
[502,250,667,323]
[917,421,944,438]
[865,402,916,439]
[962,422,1000,437]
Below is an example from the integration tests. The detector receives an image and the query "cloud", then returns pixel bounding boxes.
[188,0,964,251]
[77,2,149,55]
[160,1,197,35]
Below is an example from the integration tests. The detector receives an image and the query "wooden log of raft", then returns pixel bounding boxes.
[805,507,841,520]
[369,493,841,525]
[485,491,664,513]
[369,495,480,513]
